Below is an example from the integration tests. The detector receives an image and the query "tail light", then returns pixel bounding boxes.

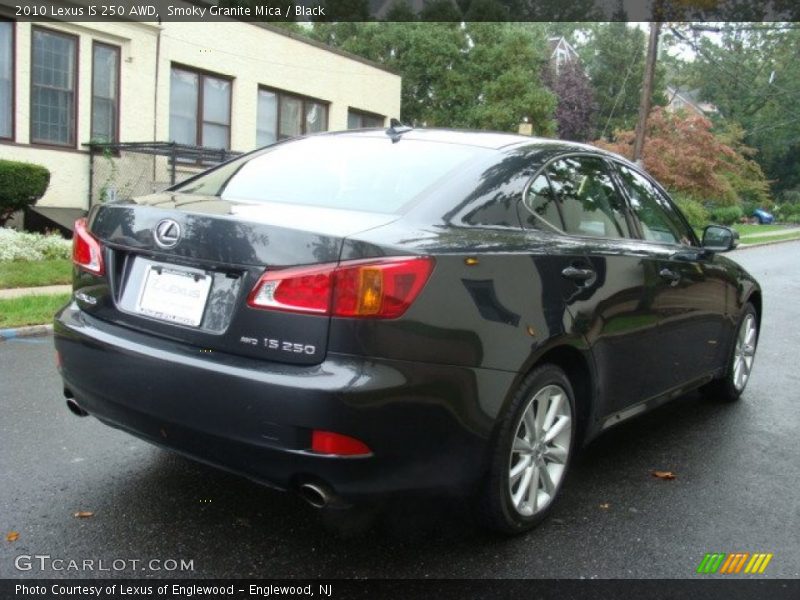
[247,256,434,319]
[72,218,104,276]
[311,430,372,456]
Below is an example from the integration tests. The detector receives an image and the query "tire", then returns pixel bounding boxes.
[477,364,577,535]
[703,302,759,403]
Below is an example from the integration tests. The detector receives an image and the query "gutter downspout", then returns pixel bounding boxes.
[152,19,162,188]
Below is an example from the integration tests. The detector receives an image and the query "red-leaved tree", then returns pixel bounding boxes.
[593,108,768,206]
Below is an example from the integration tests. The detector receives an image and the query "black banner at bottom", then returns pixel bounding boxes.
[2,579,800,600]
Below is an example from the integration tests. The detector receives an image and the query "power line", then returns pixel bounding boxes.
[670,26,800,100]
[599,50,640,140]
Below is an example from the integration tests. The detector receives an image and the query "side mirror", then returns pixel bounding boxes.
[702,225,739,252]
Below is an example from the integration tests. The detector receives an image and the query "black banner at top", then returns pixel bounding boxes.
[2,0,799,22]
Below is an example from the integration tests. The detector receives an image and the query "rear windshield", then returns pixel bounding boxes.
[173,136,486,214]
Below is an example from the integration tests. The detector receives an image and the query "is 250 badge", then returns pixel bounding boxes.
[239,336,316,356]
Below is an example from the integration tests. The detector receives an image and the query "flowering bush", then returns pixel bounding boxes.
[0,227,72,261]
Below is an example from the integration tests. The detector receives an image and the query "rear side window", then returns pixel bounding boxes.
[615,164,694,246]
[174,136,486,214]
[522,174,562,232]
[546,156,631,239]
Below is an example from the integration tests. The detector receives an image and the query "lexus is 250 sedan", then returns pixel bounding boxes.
[55,128,761,534]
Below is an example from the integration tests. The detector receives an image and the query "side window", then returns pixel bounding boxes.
[546,157,631,239]
[522,174,563,231]
[616,164,693,246]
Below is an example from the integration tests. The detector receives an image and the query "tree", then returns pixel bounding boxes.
[594,108,770,207]
[544,60,596,142]
[581,21,667,140]
[678,24,800,195]
[308,22,556,134]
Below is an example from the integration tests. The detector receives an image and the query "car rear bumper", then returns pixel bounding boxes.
[54,301,515,502]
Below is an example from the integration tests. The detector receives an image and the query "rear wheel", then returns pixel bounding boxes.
[478,364,576,534]
[704,302,758,403]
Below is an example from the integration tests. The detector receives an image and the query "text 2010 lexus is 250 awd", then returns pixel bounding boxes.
[55,128,761,534]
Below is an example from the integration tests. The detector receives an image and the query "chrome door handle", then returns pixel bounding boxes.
[561,266,595,282]
[659,268,681,285]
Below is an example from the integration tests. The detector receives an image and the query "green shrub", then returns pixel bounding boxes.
[673,194,710,229]
[778,190,800,205]
[0,160,51,226]
[741,200,757,218]
[709,205,744,225]
[775,203,800,220]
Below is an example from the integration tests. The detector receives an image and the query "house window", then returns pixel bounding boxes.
[169,65,231,149]
[31,27,77,147]
[347,109,385,129]
[256,86,328,147]
[0,19,13,140]
[91,42,120,143]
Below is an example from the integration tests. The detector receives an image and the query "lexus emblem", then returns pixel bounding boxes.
[154,219,181,249]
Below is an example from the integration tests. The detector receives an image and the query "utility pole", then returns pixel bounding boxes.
[633,22,661,165]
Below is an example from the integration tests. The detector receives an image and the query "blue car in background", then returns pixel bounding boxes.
[753,208,775,224]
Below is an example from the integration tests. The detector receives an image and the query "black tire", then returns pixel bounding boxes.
[703,302,759,403]
[477,363,577,535]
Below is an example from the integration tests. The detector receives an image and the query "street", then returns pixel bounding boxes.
[1,241,798,579]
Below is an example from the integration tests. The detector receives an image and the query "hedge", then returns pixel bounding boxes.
[0,159,51,226]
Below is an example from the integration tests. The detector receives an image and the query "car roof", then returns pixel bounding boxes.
[328,127,606,152]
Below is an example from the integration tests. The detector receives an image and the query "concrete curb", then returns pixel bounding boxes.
[0,323,54,341]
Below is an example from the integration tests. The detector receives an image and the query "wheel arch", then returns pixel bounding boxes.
[496,343,596,446]
[531,345,594,443]
[746,289,762,329]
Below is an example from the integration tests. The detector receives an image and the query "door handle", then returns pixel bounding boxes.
[561,266,595,283]
[659,268,681,285]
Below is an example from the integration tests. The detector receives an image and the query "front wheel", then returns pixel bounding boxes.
[478,364,576,535]
[704,302,759,402]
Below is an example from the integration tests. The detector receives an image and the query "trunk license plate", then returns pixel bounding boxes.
[135,266,212,327]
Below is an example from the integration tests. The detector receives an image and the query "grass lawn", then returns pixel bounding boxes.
[739,231,800,245]
[732,223,793,236]
[0,293,71,329]
[0,259,72,289]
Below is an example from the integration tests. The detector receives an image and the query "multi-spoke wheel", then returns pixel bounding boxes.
[479,364,576,534]
[732,313,757,392]
[703,302,759,403]
[508,384,572,517]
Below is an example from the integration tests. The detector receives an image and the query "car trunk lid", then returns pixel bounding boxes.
[76,193,397,365]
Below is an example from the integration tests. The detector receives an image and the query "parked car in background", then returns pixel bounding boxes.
[753,208,775,224]
[55,129,762,534]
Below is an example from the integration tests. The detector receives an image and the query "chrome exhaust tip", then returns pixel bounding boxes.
[298,482,332,509]
[66,398,89,417]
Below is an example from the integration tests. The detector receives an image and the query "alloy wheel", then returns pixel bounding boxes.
[733,313,757,392]
[508,384,572,517]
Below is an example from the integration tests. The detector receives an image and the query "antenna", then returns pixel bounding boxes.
[386,118,413,143]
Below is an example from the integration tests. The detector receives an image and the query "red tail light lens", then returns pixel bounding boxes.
[247,256,434,319]
[72,218,105,276]
[247,263,333,314]
[311,430,372,456]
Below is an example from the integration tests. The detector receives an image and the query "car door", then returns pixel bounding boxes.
[611,162,729,397]
[520,155,665,416]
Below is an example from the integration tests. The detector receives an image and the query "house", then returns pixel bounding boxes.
[665,86,718,118]
[547,36,580,76]
[0,11,401,231]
